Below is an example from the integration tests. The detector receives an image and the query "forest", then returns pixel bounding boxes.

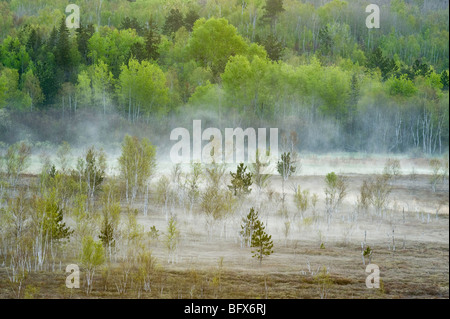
[0,0,448,299]
[0,0,448,153]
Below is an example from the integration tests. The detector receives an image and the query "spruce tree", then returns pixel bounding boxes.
[262,34,284,61]
[240,207,259,247]
[251,218,274,265]
[163,8,184,36]
[145,21,161,61]
[262,0,285,27]
[55,17,71,81]
[184,9,200,32]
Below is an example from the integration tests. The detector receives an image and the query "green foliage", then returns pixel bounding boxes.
[262,0,285,26]
[251,216,274,265]
[99,202,120,249]
[293,185,309,219]
[200,186,235,237]
[313,266,333,299]
[363,246,373,257]
[74,146,106,199]
[80,235,105,294]
[184,9,200,32]
[186,162,202,211]
[144,22,161,61]
[228,163,253,197]
[118,135,156,203]
[149,225,160,240]
[440,70,449,91]
[4,141,31,187]
[117,58,169,119]
[0,67,30,109]
[188,18,257,78]
[163,8,184,36]
[324,172,348,217]
[357,179,372,213]
[386,75,417,97]
[165,216,180,264]
[318,25,333,56]
[249,149,272,191]
[277,152,296,181]
[383,159,401,179]
[261,34,284,61]
[366,47,398,80]
[0,0,447,156]
[240,207,259,248]
[56,141,71,174]
[34,189,73,241]
[369,174,392,215]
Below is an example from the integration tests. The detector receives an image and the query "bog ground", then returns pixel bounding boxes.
[0,154,448,299]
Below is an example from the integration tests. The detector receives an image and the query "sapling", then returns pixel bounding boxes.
[313,266,332,299]
[5,141,31,188]
[119,135,156,204]
[369,174,391,216]
[249,148,272,194]
[293,185,309,221]
[165,217,179,264]
[80,235,105,295]
[186,162,202,214]
[429,158,445,192]
[324,172,348,227]
[251,218,274,266]
[383,158,401,181]
[277,152,296,204]
[228,163,253,197]
[240,208,259,248]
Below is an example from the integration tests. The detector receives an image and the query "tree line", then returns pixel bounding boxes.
[0,0,448,154]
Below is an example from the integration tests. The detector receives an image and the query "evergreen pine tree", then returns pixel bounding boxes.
[163,8,184,36]
[262,34,284,61]
[55,17,71,81]
[145,21,161,61]
[262,0,285,27]
[228,163,253,196]
[240,207,259,247]
[184,9,200,32]
[251,218,274,265]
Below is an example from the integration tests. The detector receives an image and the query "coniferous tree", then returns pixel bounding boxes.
[228,163,253,196]
[412,59,431,78]
[99,216,115,249]
[163,8,184,36]
[277,152,296,203]
[240,207,259,247]
[262,0,284,27]
[251,217,273,265]
[366,47,398,80]
[120,16,143,35]
[55,17,71,82]
[184,9,200,32]
[318,26,332,56]
[262,34,284,61]
[144,22,161,61]
[441,70,449,91]
[76,24,95,65]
